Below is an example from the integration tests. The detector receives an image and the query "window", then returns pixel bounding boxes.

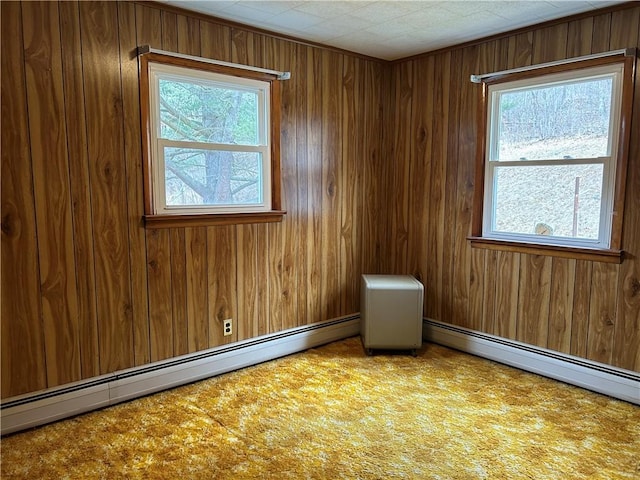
[471,53,635,262]
[139,49,285,228]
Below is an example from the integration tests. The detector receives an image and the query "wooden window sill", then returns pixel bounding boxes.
[468,236,623,264]
[144,211,286,229]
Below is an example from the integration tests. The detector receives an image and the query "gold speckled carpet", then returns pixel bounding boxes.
[2,337,639,479]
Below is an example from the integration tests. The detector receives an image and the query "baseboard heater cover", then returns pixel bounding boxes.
[1,316,360,436]
[423,318,640,405]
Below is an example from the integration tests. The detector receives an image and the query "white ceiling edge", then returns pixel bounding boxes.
[161,1,628,60]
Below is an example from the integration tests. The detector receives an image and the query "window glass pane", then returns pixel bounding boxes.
[496,76,613,161]
[493,164,603,240]
[164,147,262,206]
[159,78,259,145]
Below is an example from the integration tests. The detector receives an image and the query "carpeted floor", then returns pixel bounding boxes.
[1,337,639,479]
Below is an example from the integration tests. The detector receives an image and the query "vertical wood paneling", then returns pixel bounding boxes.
[407,56,433,289]
[548,258,576,354]
[494,251,520,338]
[507,32,533,69]
[452,45,480,328]
[170,230,188,356]
[23,1,81,386]
[460,43,490,329]
[361,60,384,278]
[277,40,300,330]
[571,260,593,358]
[79,1,134,373]
[587,264,619,364]
[591,13,612,53]
[4,2,640,400]
[208,226,237,346]
[516,255,552,348]
[1,1,47,397]
[566,17,594,57]
[186,228,209,352]
[389,61,412,275]
[481,250,498,333]
[320,49,342,321]
[425,52,451,321]
[611,6,640,371]
[59,1,100,378]
[146,230,173,361]
[236,225,259,339]
[232,29,262,339]
[390,6,640,373]
[305,46,323,325]
[294,44,310,325]
[136,3,165,366]
[118,1,151,367]
[532,23,568,63]
[341,54,360,314]
[441,49,462,323]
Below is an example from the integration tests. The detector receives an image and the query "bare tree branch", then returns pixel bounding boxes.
[166,161,207,198]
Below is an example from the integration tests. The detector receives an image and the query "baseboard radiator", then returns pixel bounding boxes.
[423,318,639,405]
[3,315,637,435]
[1,316,360,436]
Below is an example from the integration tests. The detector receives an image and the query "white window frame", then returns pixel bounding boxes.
[482,63,625,250]
[148,62,272,216]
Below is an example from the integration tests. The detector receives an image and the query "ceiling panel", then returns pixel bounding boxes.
[163,1,625,60]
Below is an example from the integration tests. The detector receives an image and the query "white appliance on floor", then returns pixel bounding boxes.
[360,274,424,356]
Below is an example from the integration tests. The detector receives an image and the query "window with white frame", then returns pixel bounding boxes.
[139,48,285,227]
[150,63,271,214]
[479,58,632,253]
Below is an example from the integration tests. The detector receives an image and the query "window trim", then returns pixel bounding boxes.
[139,50,285,228]
[470,52,636,263]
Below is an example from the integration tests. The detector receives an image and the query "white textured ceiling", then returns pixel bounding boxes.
[164,1,623,60]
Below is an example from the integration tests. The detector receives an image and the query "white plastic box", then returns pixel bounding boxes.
[360,274,424,355]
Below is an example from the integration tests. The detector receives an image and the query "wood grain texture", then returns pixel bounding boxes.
[590,13,611,53]
[494,252,520,339]
[571,260,593,358]
[517,255,552,348]
[481,250,498,333]
[79,1,134,373]
[207,226,237,346]
[566,17,594,57]
[294,44,310,326]
[609,6,640,371]
[425,52,451,321]
[532,23,568,63]
[387,4,640,374]
[23,1,81,387]
[407,56,433,290]
[146,230,173,361]
[3,1,640,401]
[59,1,100,379]
[320,49,342,322]
[170,229,188,356]
[1,1,47,397]
[389,60,412,275]
[587,263,619,364]
[305,46,324,325]
[548,258,576,354]
[441,49,462,323]
[186,228,209,352]
[118,0,151,367]
[341,54,359,314]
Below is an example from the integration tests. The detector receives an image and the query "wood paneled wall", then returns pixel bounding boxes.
[0,1,386,398]
[2,1,639,400]
[386,5,640,372]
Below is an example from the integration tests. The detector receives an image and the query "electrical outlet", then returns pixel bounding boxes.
[223,319,233,337]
